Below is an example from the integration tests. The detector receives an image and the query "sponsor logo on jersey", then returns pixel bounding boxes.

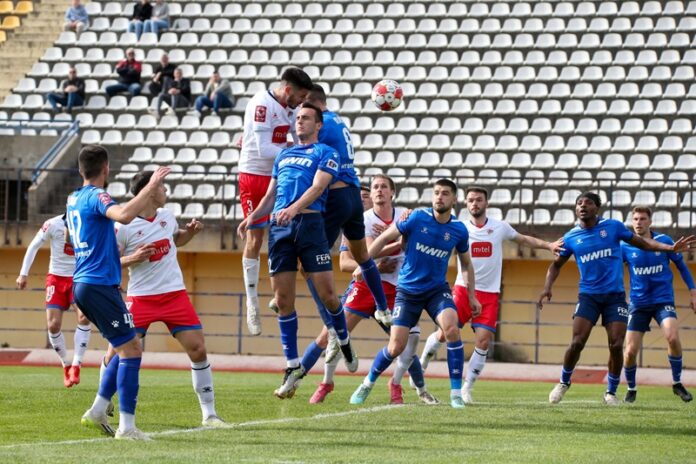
[98,192,113,206]
[316,253,331,264]
[254,105,267,122]
[576,238,583,244]
[63,242,75,256]
[578,248,612,263]
[326,158,338,171]
[149,238,171,262]
[415,242,449,259]
[471,241,492,258]
[272,125,290,144]
[279,156,313,169]
[632,264,664,275]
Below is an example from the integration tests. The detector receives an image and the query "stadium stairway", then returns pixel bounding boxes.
[0,0,64,97]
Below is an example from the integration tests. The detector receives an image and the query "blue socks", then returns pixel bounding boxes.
[407,355,425,389]
[607,373,620,395]
[117,357,141,414]
[98,354,119,400]
[560,367,573,385]
[624,365,637,389]
[278,312,299,363]
[669,355,682,383]
[306,278,334,329]
[300,341,324,372]
[368,347,394,383]
[327,304,349,343]
[358,259,388,312]
[446,341,464,391]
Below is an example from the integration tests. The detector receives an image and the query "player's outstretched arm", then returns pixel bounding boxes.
[629,234,696,253]
[367,223,401,259]
[275,170,333,226]
[537,254,570,310]
[237,179,277,239]
[17,226,48,289]
[515,234,565,254]
[459,251,482,317]
[175,218,203,247]
[106,166,170,224]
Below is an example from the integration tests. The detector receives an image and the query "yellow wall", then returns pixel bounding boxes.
[1,248,694,368]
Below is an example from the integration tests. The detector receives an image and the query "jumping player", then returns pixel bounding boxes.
[419,186,563,403]
[538,192,695,405]
[238,67,313,336]
[622,206,696,403]
[16,215,91,387]
[350,179,481,409]
[72,144,169,440]
[237,103,358,399]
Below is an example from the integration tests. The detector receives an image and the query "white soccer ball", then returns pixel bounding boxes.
[371,79,403,111]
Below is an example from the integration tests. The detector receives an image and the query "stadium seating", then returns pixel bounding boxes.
[4,0,696,229]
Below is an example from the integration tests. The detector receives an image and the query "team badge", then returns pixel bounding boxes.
[136,230,144,237]
[160,220,167,229]
[306,148,314,154]
[631,252,638,258]
[98,192,113,206]
[444,232,450,241]
[487,229,493,234]
[655,251,661,256]
[254,105,267,122]
[600,229,607,238]
[421,227,428,234]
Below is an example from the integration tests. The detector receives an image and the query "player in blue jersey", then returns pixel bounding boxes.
[237,102,358,399]
[622,206,696,403]
[350,179,481,408]
[69,145,169,440]
[538,192,695,405]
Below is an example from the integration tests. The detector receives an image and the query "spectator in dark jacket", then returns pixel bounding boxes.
[127,0,152,39]
[147,53,176,95]
[47,66,85,113]
[194,71,235,116]
[154,67,190,117]
[105,48,142,97]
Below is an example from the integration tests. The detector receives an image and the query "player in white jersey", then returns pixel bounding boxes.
[419,186,563,403]
[95,171,225,427]
[16,215,92,388]
[238,67,313,337]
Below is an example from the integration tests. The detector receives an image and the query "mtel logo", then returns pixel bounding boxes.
[471,241,492,258]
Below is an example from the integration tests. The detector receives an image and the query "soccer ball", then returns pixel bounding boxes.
[371,80,403,111]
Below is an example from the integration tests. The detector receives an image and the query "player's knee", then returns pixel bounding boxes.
[76,312,89,325]
[442,325,461,343]
[624,349,637,365]
[666,333,680,350]
[569,339,586,353]
[476,337,491,351]
[608,339,623,354]
[388,339,406,358]
[316,331,329,349]
[274,294,294,315]
[187,343,207,363]
[46,319,61,333]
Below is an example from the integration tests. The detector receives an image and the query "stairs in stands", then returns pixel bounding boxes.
[0,0,63,97]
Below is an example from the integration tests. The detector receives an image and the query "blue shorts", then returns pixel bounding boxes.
[268,213,332,275]
[392,283,456,328]
[627,303,677,332]
[73,282,136,348]
[574,292,629,326]
[323,186,365,247]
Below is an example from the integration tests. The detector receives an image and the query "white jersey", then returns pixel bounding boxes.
[239,90,299,176]
[454,217,518,293]
[20,215,75,277]
[115,208,185,297]
[365,206,407,286]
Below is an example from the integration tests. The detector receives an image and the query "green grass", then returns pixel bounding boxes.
[0,366,694,463]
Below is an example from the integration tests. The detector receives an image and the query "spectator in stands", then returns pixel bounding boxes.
[194,71,234,116]
[153,67,190,117]
[147,53,175,96]
[127,0,152,40]
[63,0,89,36]
[105,48,142,97]
[46,66,85,113]
[142,0,169,36]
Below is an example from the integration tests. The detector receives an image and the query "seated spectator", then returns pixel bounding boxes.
[143,0,169,36]
[194,71,235,116]
[127,0,152,40]
[47,66,85,113]
[105,48,142,97]
[147,53,176,95]
[154,67,190,117]
[63,0,89,36]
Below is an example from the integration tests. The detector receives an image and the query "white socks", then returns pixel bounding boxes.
[48,331,69,367]
[191,360,217,419]
[91,394,111,416]
[242,257,260,307]
[392,328,420,385]
[99,356,108,385]
[120,412,135,431]
[422,331,443,362]
[323,357,339,384]
[465,348,488,390]
[72,324,91,366]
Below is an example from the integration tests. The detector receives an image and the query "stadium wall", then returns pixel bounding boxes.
[1,247,694,368]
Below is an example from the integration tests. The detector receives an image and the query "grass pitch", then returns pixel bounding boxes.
[0,366,694,463]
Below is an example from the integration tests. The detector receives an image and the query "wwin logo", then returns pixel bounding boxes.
[633,264,664,275]
[578,248,612,263]
[415,242,448,259]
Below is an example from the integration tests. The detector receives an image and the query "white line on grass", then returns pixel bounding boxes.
[0,404,404,450]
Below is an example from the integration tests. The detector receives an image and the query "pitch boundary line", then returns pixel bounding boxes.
[0,404,404,450]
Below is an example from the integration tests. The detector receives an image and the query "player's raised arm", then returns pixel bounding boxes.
[458,250,482,317]
[237,178,277,239]
[628,233,696,253]
[174,218,204,247]
[106,166,170,224]
[537,254,571,310]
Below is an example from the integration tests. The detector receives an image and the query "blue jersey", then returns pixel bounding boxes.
[319,111,360,188]
[66,185,121,285]
[560,218,633,294]
[396,208,469,293]
[622,233,694,307]
[271,142,339,213]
